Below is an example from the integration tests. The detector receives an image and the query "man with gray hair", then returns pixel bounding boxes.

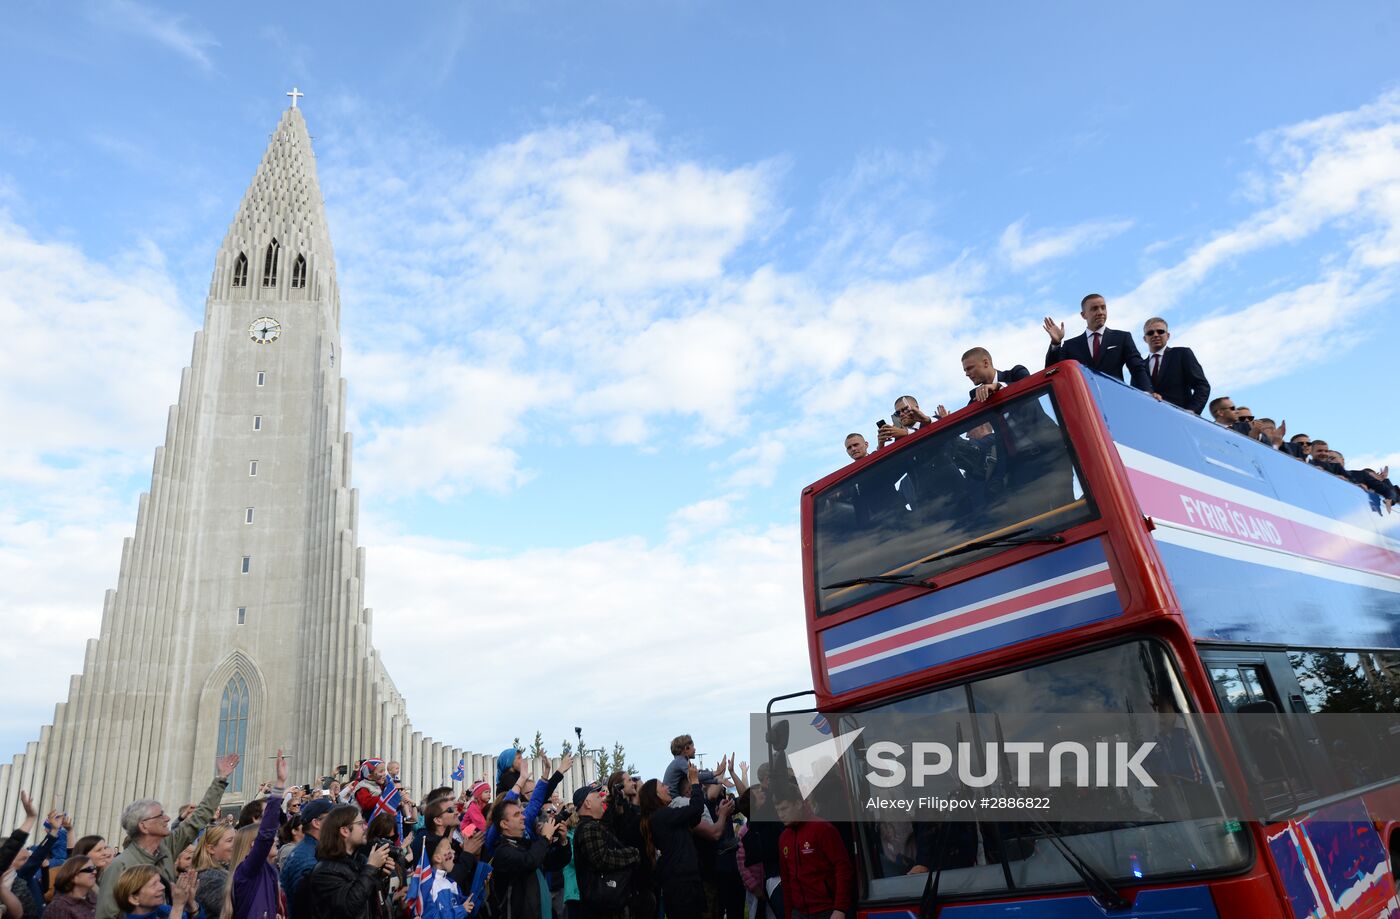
[1141,317,1210,414]
[94,754,240,919]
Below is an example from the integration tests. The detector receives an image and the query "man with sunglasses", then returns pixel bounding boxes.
[1275,432,1315,460]
[1208,397,1255,436]
[1140,317,1210,414]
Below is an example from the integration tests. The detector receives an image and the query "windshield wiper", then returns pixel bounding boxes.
[988,716,1130,912]
[1028,821,1132,911]
[924,527,1064,563]
[821,573,938,591]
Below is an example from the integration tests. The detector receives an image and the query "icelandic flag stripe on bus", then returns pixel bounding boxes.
[820,538,1121,695]
[1119,445,1400,581]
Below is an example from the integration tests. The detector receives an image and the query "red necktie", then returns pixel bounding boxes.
[1151,353,1161,383]
[1091,332,1101,362]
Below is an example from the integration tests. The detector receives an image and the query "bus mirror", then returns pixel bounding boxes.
[766,720,790,753]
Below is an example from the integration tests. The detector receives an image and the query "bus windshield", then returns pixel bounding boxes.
[836,640,1252,900]
[814,390,1097,616]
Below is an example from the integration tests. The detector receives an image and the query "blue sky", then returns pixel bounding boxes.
[3,1,1400,784]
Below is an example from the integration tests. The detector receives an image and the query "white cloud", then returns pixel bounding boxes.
[0,213,194,478]
[1121,90,1400,315]
[1346,452,1400,475]
[999,217,1134,270]
[1176,271,1394,391]
[93,0,218,71]
[364,526,808,776]
[666,497,735,542]
[327,120,779,318]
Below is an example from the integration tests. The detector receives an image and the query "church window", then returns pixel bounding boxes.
[253,415,262,431]
[249,460,258,476]
[262,239,280,288]
[244,507,254,524]
[291,254,307,289]
[241,556,251,573]
[232,252,248,288]
[236,607,246,624]
[256,371,266,387]
[216,674,250,791]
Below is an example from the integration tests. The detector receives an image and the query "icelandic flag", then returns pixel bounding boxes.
[375,772,405,843]
[810,713,832,736]
[404,834,433,918]
[451,758,465,782]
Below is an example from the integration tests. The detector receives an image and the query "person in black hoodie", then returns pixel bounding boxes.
[639,766,705,919]
[303,805,391,919]
[485,798,570,919]
[604,772,653,919]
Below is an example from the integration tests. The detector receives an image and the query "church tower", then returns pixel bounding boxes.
[0,100,585,837]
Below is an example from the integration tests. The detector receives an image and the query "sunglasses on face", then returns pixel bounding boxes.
[78,867,98,875]
[1238,415,1255,422]
[1144,329,1167,336]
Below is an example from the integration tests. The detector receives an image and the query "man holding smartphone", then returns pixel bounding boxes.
[876,396,942,449]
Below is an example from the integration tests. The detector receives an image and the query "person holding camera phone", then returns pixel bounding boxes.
[303,805,392,919]
[876,396,941,449]
[483,797,571,919]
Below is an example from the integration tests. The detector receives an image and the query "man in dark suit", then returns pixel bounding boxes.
[1043,293,1153,392]
[1141,317,1210,413]
[961,346,1030,404]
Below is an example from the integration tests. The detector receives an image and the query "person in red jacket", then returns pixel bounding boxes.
[773,783,853,919]
[347,760,386,818]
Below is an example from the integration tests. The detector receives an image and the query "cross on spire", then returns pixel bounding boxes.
[286,87,304,109]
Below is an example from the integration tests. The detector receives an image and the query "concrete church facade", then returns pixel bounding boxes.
[0,101,583,837]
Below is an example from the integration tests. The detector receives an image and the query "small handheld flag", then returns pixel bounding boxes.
[404,834,432,917]
[451,758,465,782]
[374,772,405,843]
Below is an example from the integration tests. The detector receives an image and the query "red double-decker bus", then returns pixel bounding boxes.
[784,361,1400,917]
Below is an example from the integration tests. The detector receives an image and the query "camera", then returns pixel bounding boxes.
[371,837,411,873]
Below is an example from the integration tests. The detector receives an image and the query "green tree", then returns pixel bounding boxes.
[530,731,547,760]
[612,742,627,776]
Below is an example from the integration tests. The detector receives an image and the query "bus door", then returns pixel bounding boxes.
[1200,648,1328,810]
[1200,648,1397,917]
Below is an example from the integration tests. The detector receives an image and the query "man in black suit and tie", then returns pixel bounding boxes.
[961,347,1030,404]
[1141,317,1210,413]
[1043,293,1153,392]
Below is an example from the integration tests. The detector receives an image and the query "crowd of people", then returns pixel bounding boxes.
[839,294,1398,512]
[0,735,852,919]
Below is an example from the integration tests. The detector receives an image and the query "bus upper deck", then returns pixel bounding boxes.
[803,362,1400,709]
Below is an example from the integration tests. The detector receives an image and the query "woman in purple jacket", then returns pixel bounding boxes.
[221,751,287,919]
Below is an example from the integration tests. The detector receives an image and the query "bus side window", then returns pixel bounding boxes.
[1289,649,1398,790]
[1209,664,1271,712]
[1210,663,1314,809]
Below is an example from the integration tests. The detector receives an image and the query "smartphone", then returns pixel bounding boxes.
[877,419,888,428]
